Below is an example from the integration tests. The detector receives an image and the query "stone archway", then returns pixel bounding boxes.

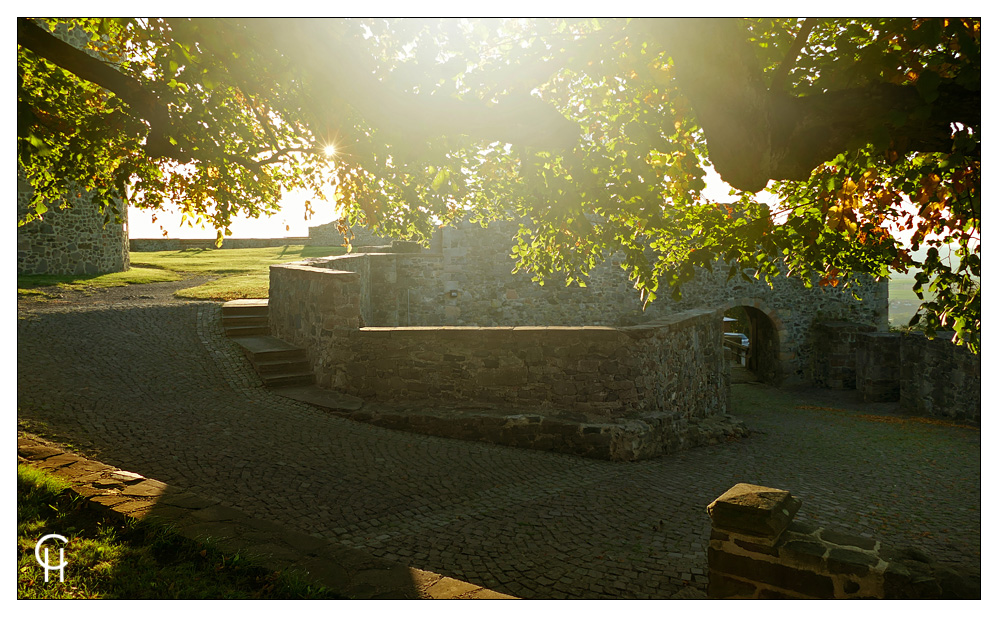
[720,298,790,386]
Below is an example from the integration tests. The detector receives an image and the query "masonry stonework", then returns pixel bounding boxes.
[706,483,979,599]
[856,332,903,402]
[304,219,890,386]
[17,174,129,276]
[808,322,877,389]
[268,255,747,460]
[899,332,981,423]
[17,21,130,276]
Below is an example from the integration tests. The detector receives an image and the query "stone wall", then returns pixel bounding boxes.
[900,333,981,423]
[129,237,310,251]
[17,174,130,276]
[304,219,888,385]
[269,259,741,460]
[706,483,979,599]
[17,22,130,276]
[316,253,447,327]
[856,332,902,402]
[346,310,727,417]
[268,262,361,391]
[808,322,876,389]
[852,332,980,423]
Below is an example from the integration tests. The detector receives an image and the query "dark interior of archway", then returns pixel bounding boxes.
[724,306,781,386]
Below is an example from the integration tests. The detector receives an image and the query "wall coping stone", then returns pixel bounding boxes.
[706,483,802,541]
[707,483,980,599]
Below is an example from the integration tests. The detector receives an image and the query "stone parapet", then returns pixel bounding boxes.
[268,262,361,390]
[268,258,738,458]
[342,309,726,419]
[706,483,980,599]
[899,332,980,423]
[856,332,902,402]
[808,321,876,389]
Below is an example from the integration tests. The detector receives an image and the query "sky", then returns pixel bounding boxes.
[126,166,767,240]
[127,188,340,240]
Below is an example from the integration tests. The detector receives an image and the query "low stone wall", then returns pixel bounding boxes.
[808,322,876,389]
[900,332,981,423]
[348,309,727,418]
[268,259,738,460]
[852,331,980,423]
[706,484,979,599]
[856,332,902,402]
[268,261,362,391]
[129,237,310,251]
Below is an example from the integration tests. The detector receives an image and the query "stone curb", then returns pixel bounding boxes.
[17,432,516,600]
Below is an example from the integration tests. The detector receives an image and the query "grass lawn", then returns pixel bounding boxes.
[17,245,347,302]
[17,267,184,300]
[130,245,346,300]
[888,273,921,328]
[17,464,341,599]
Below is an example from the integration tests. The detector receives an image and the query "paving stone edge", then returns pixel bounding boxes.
[17,431,516,599]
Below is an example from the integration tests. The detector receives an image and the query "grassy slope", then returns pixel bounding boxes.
[17,245,347,302]
[17,464,340,599]
[130,245,346,300]
[17,267,183,297]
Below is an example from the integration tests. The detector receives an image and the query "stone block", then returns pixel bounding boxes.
[827,547,878,576]
[707,483,801,540]
[780,539,827,567]
[707,570,758,599]
[708,547,834,598]
[818,528,876,550]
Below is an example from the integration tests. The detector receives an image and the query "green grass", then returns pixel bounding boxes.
[17,267,183,296]
[17,245,347,302]
[130,245,346,275]
[175,273,271,301]
[130,245,346,300]
[17,464,342,599]
[888,273,922,327]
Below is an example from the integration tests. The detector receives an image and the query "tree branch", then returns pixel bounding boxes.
[769,18,817,93]
[646,18,980,192]
[17,18,184,162]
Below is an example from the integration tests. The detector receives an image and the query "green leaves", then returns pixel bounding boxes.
[16,18,980,350]
[914,69,941,103]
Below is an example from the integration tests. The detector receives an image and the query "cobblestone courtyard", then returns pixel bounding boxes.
[16,291,981,599]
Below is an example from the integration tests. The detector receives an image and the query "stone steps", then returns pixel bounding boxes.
[221,300,315,388]
[221,298,270,316]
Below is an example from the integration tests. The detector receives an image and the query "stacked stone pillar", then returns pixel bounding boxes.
[706,483,979,599]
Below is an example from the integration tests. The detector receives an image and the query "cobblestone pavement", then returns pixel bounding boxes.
[17,299,981,599]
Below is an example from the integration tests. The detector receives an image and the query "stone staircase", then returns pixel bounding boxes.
[221,299,315,388]
[220,299,271,337]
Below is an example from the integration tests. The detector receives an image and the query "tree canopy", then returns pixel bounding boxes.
[17,17,981,349]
